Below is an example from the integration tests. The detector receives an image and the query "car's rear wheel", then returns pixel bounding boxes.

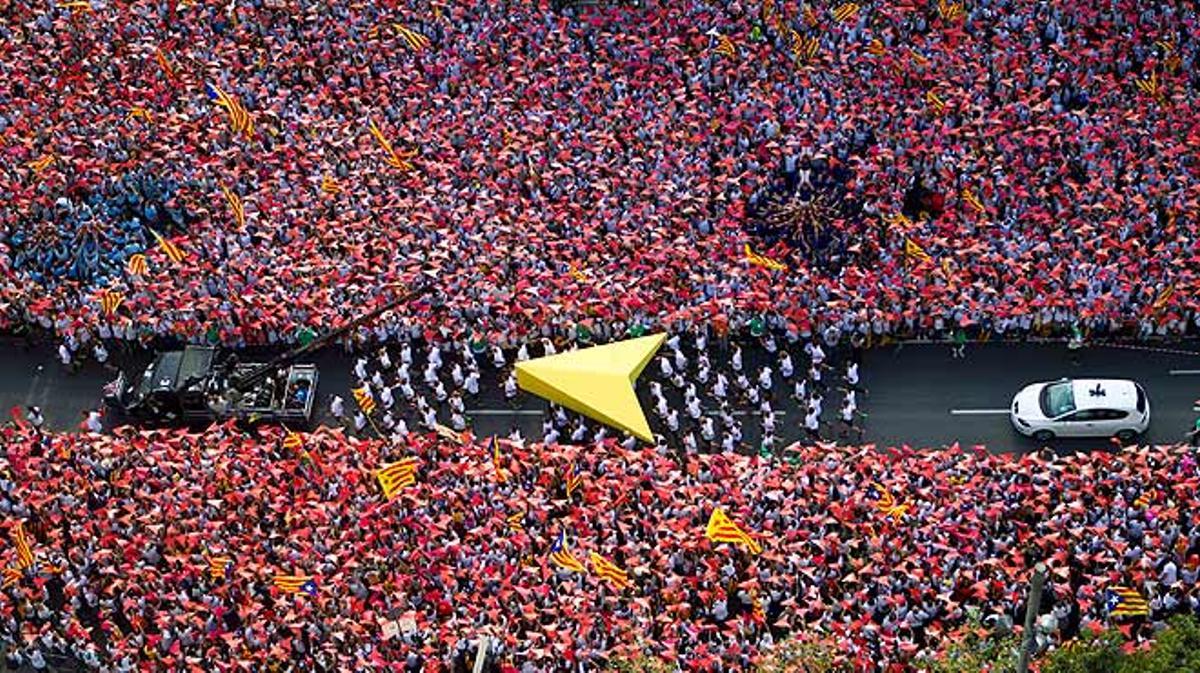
[1115,429,1138,443]
[1032,430,1055,443]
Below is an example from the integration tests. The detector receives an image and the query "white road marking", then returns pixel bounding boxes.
[949,408,1010,416]
[469,409,544,416]
[1168,369,1200,375]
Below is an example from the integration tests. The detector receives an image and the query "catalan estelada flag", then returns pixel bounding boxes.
[713,34,736,58]
[206,83,254,138]
[273,574,318,596]
[100,290,124,317]
[208,556,233,581]
[589,551,631,589]
[1106,586,1150,618]
[12,522,34,571]
[376,458,418,499]
[393,23,431,51]
[564,463,584,499]
[549,530,586,573]
[126,253,148,276]
[745,244,787,272]
[870,482,911,520]
[705,508,762,554]
[149,229,186,264]
[352,387,377,415]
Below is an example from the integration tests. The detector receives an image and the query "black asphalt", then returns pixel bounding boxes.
[1,336,1197,453]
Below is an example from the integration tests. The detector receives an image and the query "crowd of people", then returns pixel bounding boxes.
[341,325,867,454]
[3,0,1199,356]
[0,418,1196,671]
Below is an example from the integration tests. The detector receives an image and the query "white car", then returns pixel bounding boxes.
[1010,378,1149,442]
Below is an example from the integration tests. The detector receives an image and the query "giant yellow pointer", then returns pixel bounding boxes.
[515,334,665,443]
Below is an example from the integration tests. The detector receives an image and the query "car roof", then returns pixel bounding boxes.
[1069,379,1138,410]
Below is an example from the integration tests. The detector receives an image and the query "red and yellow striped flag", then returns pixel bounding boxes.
[1135,71,1164,103]
[490,436,507,484]
[221,185,246,229]
[745,244,788,272]
[126,253,148,276]
[549,531,586,573]
[832,2,860,23]
[126,107,152,124]
[282,430,304,451]
[903,238,932,266]
[589,551,631,589]
[926,89,947,113]
[154,48,176,82]
[320,174,342,194]
[352,387,377,415]
[866,38,886,56]
[937,0,964,21]
[100,290,124,317]
[27,155,55,174]
[149,229,186,264]
[713,34,736,58]
[506,510,525,532]
[1152,284,1175,311]
[393,23,432,51]
[376,458,418,499]
[367,118,416,170]
[273,574,318,596]
[961,188,985,214]
[1,567,21,589]
[12,522,34,571]
[705,508,762,554]
[208,556,233,580]
[207,83,254,138]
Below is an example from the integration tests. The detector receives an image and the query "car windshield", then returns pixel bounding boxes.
[1040,381,1076,417]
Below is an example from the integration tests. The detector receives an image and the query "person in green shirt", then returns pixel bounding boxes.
[748,315,765,338]
[951,328,967,359]
[1188,411,1200,447]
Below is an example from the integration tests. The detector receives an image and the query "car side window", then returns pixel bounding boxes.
[1063,410,1097,421]
[1098,409,1128,420]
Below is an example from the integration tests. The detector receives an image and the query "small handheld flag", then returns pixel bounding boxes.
[149,229,186,264]
[126,253,148,276]
[1106,586,1150,618]
[208,556,233,581]
[490,437,507,483]
[12,522,34,571]
[100,290,125,317]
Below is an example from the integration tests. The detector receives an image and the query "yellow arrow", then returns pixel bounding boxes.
[516,334,665,443]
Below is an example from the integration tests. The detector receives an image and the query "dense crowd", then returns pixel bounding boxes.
[3,0,1200,354]
[0,419,1196,671]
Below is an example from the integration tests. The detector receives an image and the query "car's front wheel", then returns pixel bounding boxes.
[1032,429,1055,443]
[1115,429,1138,443]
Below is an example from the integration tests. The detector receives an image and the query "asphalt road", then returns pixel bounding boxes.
[1,337,1197,453]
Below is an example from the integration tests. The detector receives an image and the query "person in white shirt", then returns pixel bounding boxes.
[542,338,557,356]
[508,426,525,447]
[839,397,863,440]
[721,432,736,452]
[393,417,409,439]
[433,381,448,402]
[85,410,103,433]
[697,355,710,384]
[620,433,637,450]
[701,417,716,442]
[449,392,465,415]
[517,343,530,362]
[793,377,807,402]
[544,426,560,445]
[779,352,793,379]
[451,363,464,387]
[59,342,75,370]
[492,345,506,369]
[731,344,743,373]
[450,411,467,432]
[422,406,438,430]
[758,366,773,391]
[682,431,698,453]
[804,409,820,440]
[353,411,367,433]
[93,342,109,366]
[423,362,439,386]
[330,395,345,420]
[659,356,674,378]
[762,412,776,437]
[464,368,480,396]
[686,396,702,421]
[845,361,866,393]
[808,393,824,418]
[354,357,368,381]
[400,342,413,365]
[666,409,680,433]
[399,380,415,400]
[371,369,386,391]
[654,395,669,419]
[713,374,728,401]
[504,372,518,402]
[570,422,588,443]
[427,344,443,370]
[378,347,392,371]
[673,347,687,372]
